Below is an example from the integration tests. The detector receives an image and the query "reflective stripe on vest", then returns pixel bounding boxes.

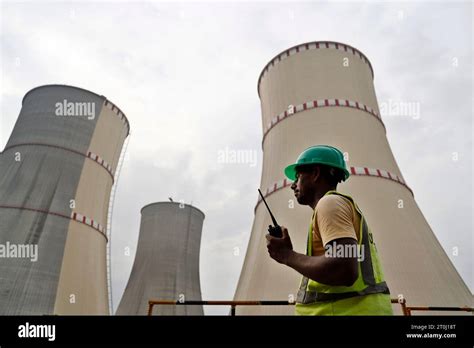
[296,191,390,304]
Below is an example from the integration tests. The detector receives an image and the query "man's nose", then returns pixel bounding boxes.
[291,181,296,190]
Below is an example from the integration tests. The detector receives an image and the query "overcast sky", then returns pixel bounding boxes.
[1,0,472,315]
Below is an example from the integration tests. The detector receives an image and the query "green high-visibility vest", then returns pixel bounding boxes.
[295,191,393,315]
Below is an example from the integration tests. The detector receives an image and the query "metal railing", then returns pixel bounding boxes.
[403,306,473,316]
[147,296,473,316]
[148,300,293,316]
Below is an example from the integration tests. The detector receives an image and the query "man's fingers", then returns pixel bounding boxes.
[266,233,272,246]
[281,226,289,238]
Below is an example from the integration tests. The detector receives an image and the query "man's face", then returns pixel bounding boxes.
[290,167,317,205]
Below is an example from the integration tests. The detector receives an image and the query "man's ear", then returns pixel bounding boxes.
[312,166,321,183]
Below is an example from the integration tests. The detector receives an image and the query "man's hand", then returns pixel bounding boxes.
[266,226,293,265]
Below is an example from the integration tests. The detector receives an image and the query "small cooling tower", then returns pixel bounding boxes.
[117,202,204,315]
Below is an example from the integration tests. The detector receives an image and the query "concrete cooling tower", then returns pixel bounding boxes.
[0,85,130,314]
[234,41,473,315]
[117,202,204,315]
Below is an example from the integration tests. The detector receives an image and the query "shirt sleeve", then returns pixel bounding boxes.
[315,195,357,246]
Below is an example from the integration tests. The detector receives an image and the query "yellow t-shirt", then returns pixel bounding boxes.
[311,193,361,256]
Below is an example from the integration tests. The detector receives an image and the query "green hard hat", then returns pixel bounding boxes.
[284,145,350,181]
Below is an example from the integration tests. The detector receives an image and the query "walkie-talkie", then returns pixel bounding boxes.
[258,189,283,238]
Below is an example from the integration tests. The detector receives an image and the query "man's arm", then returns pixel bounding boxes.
[266,227,358,287]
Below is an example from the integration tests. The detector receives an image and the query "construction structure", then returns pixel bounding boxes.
[0,85,130,315]
[234,41,473,315]
[116,202,205,315]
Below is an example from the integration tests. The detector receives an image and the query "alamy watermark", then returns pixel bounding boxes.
[217,146,257,167]
[0,242,38,262]
[55,99,96,120]
[325,242,365,262]
[18,322,55,341]
[379,99,421,120]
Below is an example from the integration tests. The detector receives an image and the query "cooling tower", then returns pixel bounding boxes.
[116,202,204,315]
[0,85,130,314]
[234,41,473,315]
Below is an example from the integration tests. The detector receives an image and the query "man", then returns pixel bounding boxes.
[266,145,393,315]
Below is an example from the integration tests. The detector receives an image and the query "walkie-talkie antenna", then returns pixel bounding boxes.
[258,189,279,226]
[258,189,283,238]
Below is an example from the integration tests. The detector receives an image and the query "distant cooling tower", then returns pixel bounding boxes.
[117,202,204,315]
[0,85,129,314]
[234,41,473,314]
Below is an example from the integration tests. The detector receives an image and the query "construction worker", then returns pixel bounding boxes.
[266,145,393,315]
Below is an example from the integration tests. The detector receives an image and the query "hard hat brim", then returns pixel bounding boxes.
[284,162,350,182]
[284,163,298,181]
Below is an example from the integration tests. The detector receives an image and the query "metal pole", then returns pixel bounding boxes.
[147,302,153,316]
